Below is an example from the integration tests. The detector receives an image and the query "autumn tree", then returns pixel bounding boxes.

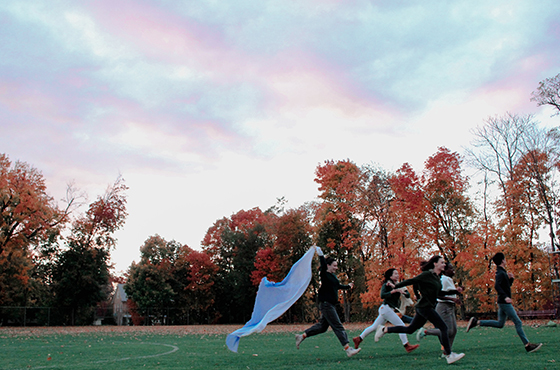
[51,176,128,324]
[202,208,274,323]
[0,154,72,307]
[174,246,217,314]
[422,147,475,263]
[126,235,179,310]
[360,163,427,308]
[251,206,313,284]
[125,234,217,324]
[358,165,394,263]
[361,149,476,312]
[386,163,429,264]
[314,159,365,321]
[521,126,560,252]
[358,165,412,310]
[532,73,560,115]
[467,113,559,310]
[250,205,315,322]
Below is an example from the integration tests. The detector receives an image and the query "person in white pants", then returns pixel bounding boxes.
[352,268,419,353]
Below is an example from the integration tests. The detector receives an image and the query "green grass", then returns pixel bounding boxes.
[0,324,558,369]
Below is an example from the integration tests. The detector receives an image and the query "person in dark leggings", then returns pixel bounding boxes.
[417,262,463,348]
[375,255,465,365]
[295,246,361,357]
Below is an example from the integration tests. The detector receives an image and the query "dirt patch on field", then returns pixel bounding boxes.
[0,323,366,337]
[0,320,554,337]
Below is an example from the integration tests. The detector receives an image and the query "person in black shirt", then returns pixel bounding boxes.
[295,246,361,357]
[466,252,542,353]
[376,255,465,365]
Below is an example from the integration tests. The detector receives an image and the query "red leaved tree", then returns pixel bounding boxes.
[0,154,70,306]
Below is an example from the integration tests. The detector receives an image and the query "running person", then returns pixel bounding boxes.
[375,255,465,365]
[352,268,419,353]
[295,246,361,357]
[466,252,542,353]
[417,262,463,348]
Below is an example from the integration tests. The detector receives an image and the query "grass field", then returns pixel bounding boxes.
[0,321,558,369]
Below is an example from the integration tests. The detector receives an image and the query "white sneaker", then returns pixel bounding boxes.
[445,352,465,364]
[345,346,361,357]
[374,325,385,342]
[295,334,304,349]
[416,327,427,341]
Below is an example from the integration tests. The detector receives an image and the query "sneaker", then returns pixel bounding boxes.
[352,336,363,349]
[525,343,543,353]
[416,327,427,341]
[404,343,419,353]
[345,346,361,357]
[466,317,478,333]
[445,352,465,364]
[295,334,304,349]
[374,325,385,342]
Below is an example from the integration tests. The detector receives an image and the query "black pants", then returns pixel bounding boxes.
[304,301,349,347]
[387,306,451,355]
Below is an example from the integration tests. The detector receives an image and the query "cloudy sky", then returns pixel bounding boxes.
[1,0,559,274]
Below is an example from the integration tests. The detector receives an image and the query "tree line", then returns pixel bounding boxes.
[1,74,559,325]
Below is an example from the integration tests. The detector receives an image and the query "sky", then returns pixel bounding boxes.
[1,0,560,274]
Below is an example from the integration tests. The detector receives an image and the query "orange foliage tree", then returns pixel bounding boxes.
[51,176,128,324]
[361,163,427,309]
[466,114,559,312]
[202,207,275,323]
[0,154,70,306]
[126,234,217,324]
[251,207,314,285]
[251,206,315,322]
[175,244,218,314]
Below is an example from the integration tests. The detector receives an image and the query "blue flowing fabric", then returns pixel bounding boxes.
[226,247,315,352]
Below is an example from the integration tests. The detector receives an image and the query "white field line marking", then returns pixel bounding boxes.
[7,342,179,370]
[95,342,179,363]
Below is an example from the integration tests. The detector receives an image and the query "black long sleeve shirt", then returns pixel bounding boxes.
[394,270,442,309]
[495,265,513,304]
[380,280,410,309]
[317,256,350,304]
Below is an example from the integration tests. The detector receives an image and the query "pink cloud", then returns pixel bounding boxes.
[0,79,75,127]
[476,53,553,114]
[84,0,242,76]
[250,48,404,125]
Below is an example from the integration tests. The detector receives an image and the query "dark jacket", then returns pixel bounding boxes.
[495,265,513,304]
[394,270,442,309]
[317,256,350,304]
[381,280,410,309]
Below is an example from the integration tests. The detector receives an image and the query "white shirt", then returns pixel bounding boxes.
[437,275,457,303]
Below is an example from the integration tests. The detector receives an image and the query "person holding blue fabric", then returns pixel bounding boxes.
[295,246,361,357]
[465,252,542,353]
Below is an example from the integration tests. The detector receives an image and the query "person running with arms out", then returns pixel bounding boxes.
[352,268,419,353]
[417,262,463,349]
[375,256,465,365]
[295,246,361,357]
[466,252,542,353]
